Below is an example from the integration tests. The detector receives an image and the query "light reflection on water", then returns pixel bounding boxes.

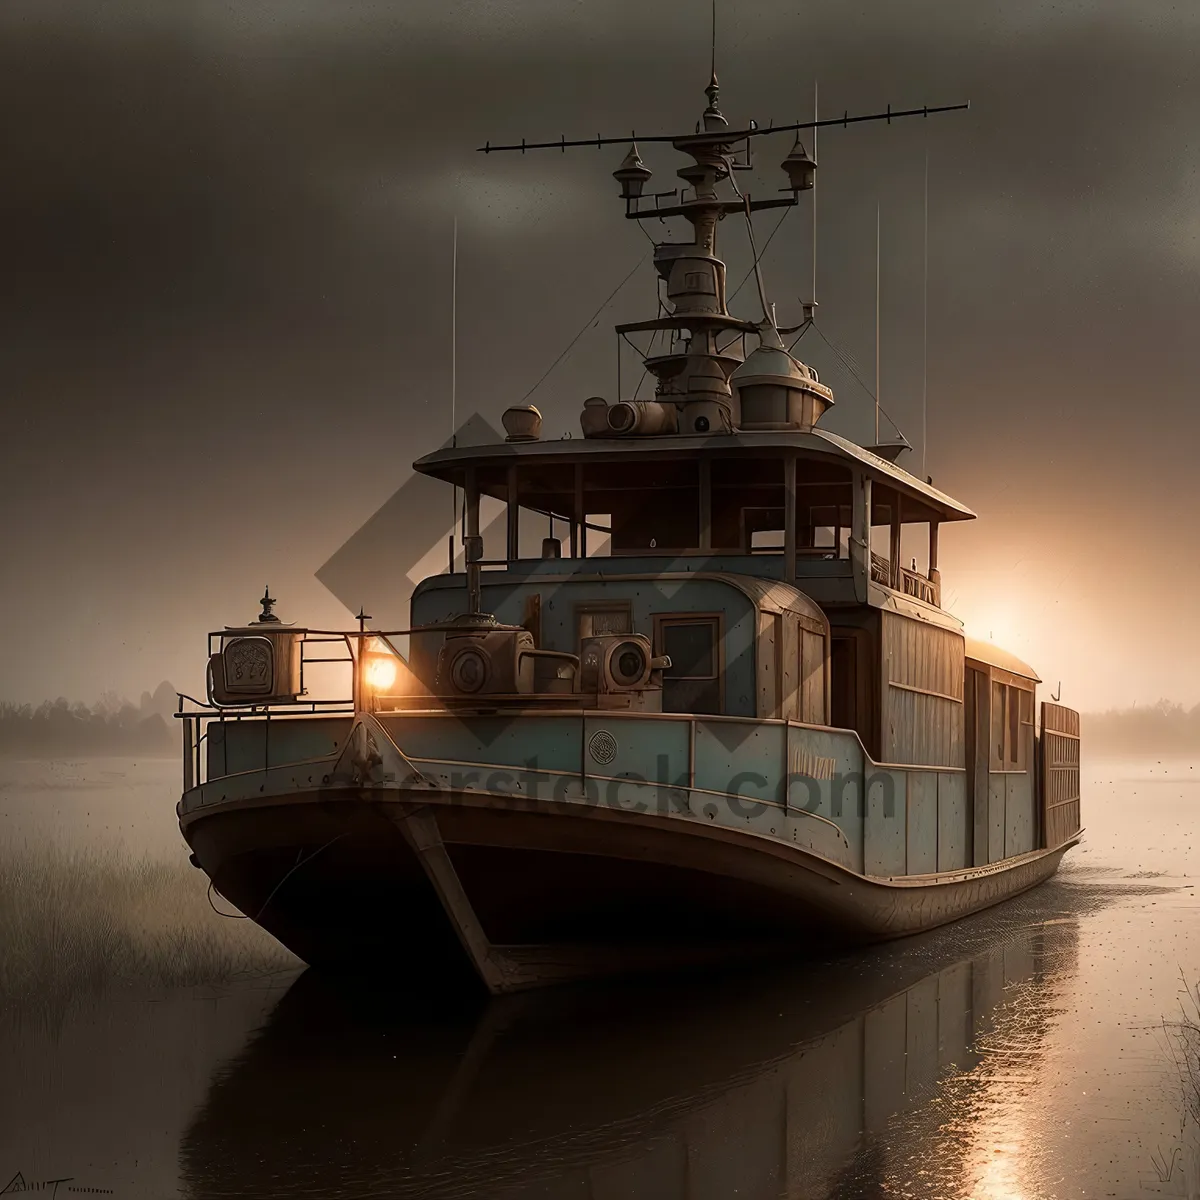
[2,757,1200,1198]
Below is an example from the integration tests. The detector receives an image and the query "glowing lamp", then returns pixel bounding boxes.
[364,654,398,692]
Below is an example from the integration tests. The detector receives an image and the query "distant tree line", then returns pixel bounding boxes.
[1081,701,1200,756]
[0,681,177,758]
[0,683,1192,758]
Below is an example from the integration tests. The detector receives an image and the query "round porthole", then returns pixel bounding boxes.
[610,640,649,688]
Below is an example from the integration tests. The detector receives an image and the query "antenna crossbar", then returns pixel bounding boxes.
[477,101,968,154]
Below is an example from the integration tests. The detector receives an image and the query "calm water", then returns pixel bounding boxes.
[4,756,1200,1198]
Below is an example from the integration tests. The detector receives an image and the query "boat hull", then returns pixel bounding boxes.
[182,785,1077,994]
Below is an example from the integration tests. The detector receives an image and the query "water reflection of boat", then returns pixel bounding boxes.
[179,898,1078,1199]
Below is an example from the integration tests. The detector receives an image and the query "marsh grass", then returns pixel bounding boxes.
[1154,973,1200,1185]
[0,840,298,1017]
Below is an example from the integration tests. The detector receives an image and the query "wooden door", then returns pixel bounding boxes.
[830,626,874,750]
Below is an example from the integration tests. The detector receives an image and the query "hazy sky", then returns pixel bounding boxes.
[2,0,1198,710]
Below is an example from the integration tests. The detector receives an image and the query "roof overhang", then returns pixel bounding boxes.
[963,637,1041,683]
[411,427,976,523]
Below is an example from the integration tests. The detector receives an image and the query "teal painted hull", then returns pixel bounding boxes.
[181,772,1076,993]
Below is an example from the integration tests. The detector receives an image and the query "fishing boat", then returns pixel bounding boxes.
[176,68,1082,994]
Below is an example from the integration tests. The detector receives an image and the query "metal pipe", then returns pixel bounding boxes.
[607,400,678,436]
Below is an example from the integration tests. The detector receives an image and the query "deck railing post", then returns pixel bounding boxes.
[506,464,519,561]
[783,452,797,584]
[890,490,902,590]
[850,470,872,602]
[465,466,482,613]
[574,463,586,559]
[570,463,582,557]
[699,457,712,552]
[183,716,194,792]
[928,518,941,599]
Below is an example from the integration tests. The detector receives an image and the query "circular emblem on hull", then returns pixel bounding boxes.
[449,647,489,693]
[588,730,617,765]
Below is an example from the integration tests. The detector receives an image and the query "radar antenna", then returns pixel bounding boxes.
[479,70,968,439]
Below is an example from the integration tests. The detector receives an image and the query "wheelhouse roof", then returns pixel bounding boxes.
[411,426,976,524]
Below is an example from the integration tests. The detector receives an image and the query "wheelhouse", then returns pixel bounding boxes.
[405,429,975,768]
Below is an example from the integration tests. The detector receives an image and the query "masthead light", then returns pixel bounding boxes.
[781,133,817,192]
[613,143,652,200]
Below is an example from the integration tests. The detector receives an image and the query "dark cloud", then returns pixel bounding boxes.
[1,1,1197,704]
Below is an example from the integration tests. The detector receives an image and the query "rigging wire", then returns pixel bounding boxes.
[253,833,350,923]
[728,206,793,307]
[634,217,659,248]
[739,195,774,324]
[786,321,813,352]
[207,878,248,919]
[518,253,649,404]
[810,321,905,439]
[633,272,669,400]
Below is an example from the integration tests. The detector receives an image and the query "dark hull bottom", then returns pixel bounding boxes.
[183,794,1075,994]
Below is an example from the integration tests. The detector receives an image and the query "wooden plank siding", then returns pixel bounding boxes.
[1041,701,1081,848]
[780,613,798,720]
[758,611,779,719]
[801,628,825,724]
[966,667,989,866]
[758,611,828,726]
[880,612,965,768]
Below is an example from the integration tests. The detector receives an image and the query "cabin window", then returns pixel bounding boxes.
[991,681,1006,770]
[989,680,1032,771]
[743,507,785,553]
[812,525,837,551]
[577,602,631,640]
[584,514,612,557]
[1008,686,1021,766]
[655,615,722,714]
[1016,686,1034,770]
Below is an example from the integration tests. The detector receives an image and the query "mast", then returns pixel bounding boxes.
[812,80,818,312]
[922,148,929,479]
[480,84,968,442]
[448,217,459,574]
[874,203,880,445]
[452,216,458,446]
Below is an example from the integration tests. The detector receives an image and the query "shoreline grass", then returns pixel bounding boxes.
[0,840,299,1017]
